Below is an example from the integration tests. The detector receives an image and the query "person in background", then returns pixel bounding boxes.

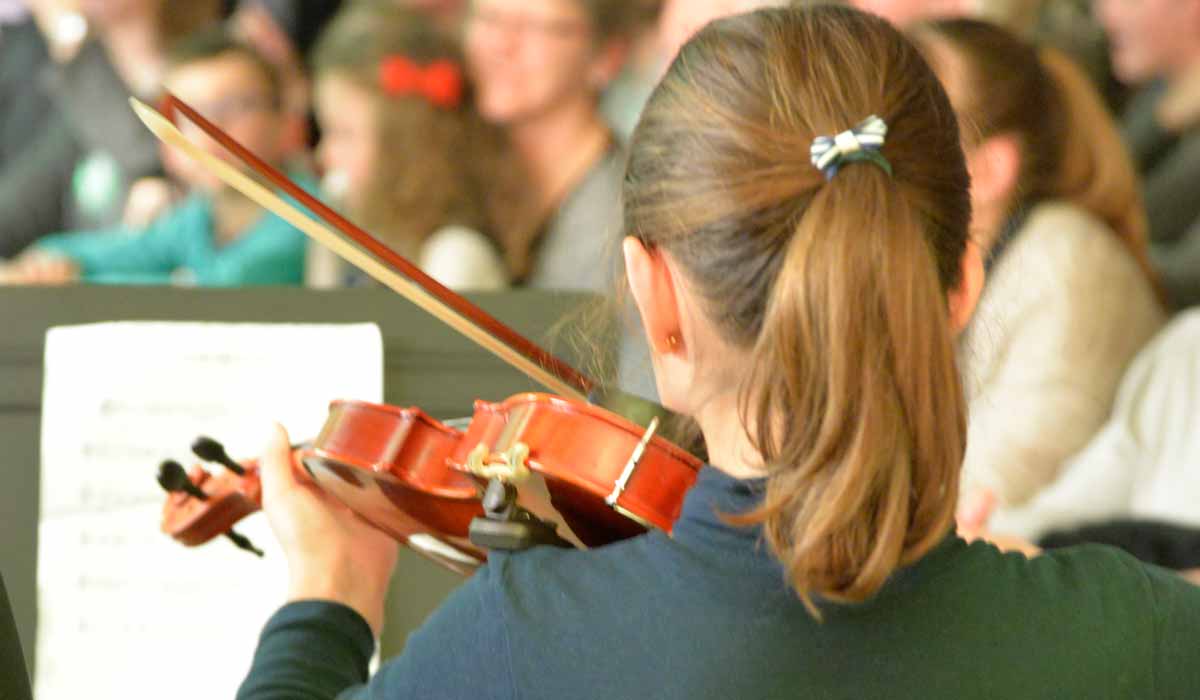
[0,0,222,257]
[985,309,1200,545]
[0,1,53,167]
[236,8,1200,699]
[230,0,343,154]
[0,30,310,286]
[398,0,467,36]
[308,1,525,290]
[462,0,637,290]
[1096,0,1200,307]
[910,19,1164,517]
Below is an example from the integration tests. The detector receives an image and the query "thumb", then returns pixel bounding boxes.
[259,422,296,501]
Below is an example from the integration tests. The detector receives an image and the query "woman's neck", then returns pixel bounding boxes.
[693,391,768,481]
[98,13,164,96]
[510,98,610,218]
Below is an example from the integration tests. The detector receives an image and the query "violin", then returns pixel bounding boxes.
[142,94,703,574]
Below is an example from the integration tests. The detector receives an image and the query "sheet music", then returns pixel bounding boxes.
[35,322,384,700]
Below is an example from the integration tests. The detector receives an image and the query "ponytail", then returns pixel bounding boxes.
[732,170,965,612]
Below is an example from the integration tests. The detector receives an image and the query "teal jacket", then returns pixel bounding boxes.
[35,176,314,286]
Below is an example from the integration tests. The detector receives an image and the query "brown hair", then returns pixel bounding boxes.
[167,28,283,109]
[624,5,971,610]
[312,2,536,268]
[578,0,658,43]
[913,19,1160,294]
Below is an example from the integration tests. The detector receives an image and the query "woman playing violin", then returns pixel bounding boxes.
[238,6,1200,699]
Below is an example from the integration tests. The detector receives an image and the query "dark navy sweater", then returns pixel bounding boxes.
[238,467,1200,699]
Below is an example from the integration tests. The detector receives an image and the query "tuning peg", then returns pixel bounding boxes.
[191,436,246,476]
[156,460,209,501]
[223,529,264,557]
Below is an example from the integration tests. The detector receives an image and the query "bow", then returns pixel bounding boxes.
[379,57,464,109]
[809,115,891,181]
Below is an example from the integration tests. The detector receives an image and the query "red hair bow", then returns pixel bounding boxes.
[379,56,464,109]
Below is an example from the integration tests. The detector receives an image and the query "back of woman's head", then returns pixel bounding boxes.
[624,5,971,610]
[914,18,1156,288]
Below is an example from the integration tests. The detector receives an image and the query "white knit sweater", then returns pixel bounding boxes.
[991,312,1200,539]
[958,201,1165,510]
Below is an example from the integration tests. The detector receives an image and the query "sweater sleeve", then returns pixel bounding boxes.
[236,601,375,700]
[239,566,515,700]
[34,200,199,283]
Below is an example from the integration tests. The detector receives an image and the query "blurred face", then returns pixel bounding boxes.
[464,0,605,125]
[166,52,284,193]
[850,0,967,27]
[314,75,378,209]
[79,0,161,24]
[657,0,746,63]
[1095,0,1200,82]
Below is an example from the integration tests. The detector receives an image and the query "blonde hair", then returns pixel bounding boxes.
[915,19,1160,295]
[624,5,971,611]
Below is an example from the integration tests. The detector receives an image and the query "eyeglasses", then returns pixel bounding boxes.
[172,94,277,133]
[466,6,590,39]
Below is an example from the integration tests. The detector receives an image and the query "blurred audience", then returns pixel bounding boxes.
[990,310,1200,542]
[0,0,222,258]
[308,1,525,290]
[462,0,636,290]
[398,0,467,35]
[1097,0,1200,307]
[230,0,342,154]
[0,2,52,166]
[911,19,1165,512]
[0,30,309,286]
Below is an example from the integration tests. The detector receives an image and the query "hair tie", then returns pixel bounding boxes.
[809,115,892,181]
[379,56,464,110]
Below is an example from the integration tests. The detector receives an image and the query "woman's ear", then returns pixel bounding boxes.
[623,236,683,355]
[948,239,985,334]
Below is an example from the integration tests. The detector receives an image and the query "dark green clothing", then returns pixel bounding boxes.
[1121,82,1200,307]
[239,466,1200,700]
[0,571,31,700]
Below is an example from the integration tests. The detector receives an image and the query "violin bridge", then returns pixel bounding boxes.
[605,417,659,510]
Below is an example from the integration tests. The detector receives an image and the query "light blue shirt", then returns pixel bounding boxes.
[36,175,316,286]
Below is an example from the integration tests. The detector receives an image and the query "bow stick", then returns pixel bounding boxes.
[131,95,591,402]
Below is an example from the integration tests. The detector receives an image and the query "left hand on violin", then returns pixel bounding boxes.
[259,423,398,635]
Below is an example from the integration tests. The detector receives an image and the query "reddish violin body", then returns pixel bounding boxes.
[161,395,702,573]
[300,401,485,573]
[449,393,700,545]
